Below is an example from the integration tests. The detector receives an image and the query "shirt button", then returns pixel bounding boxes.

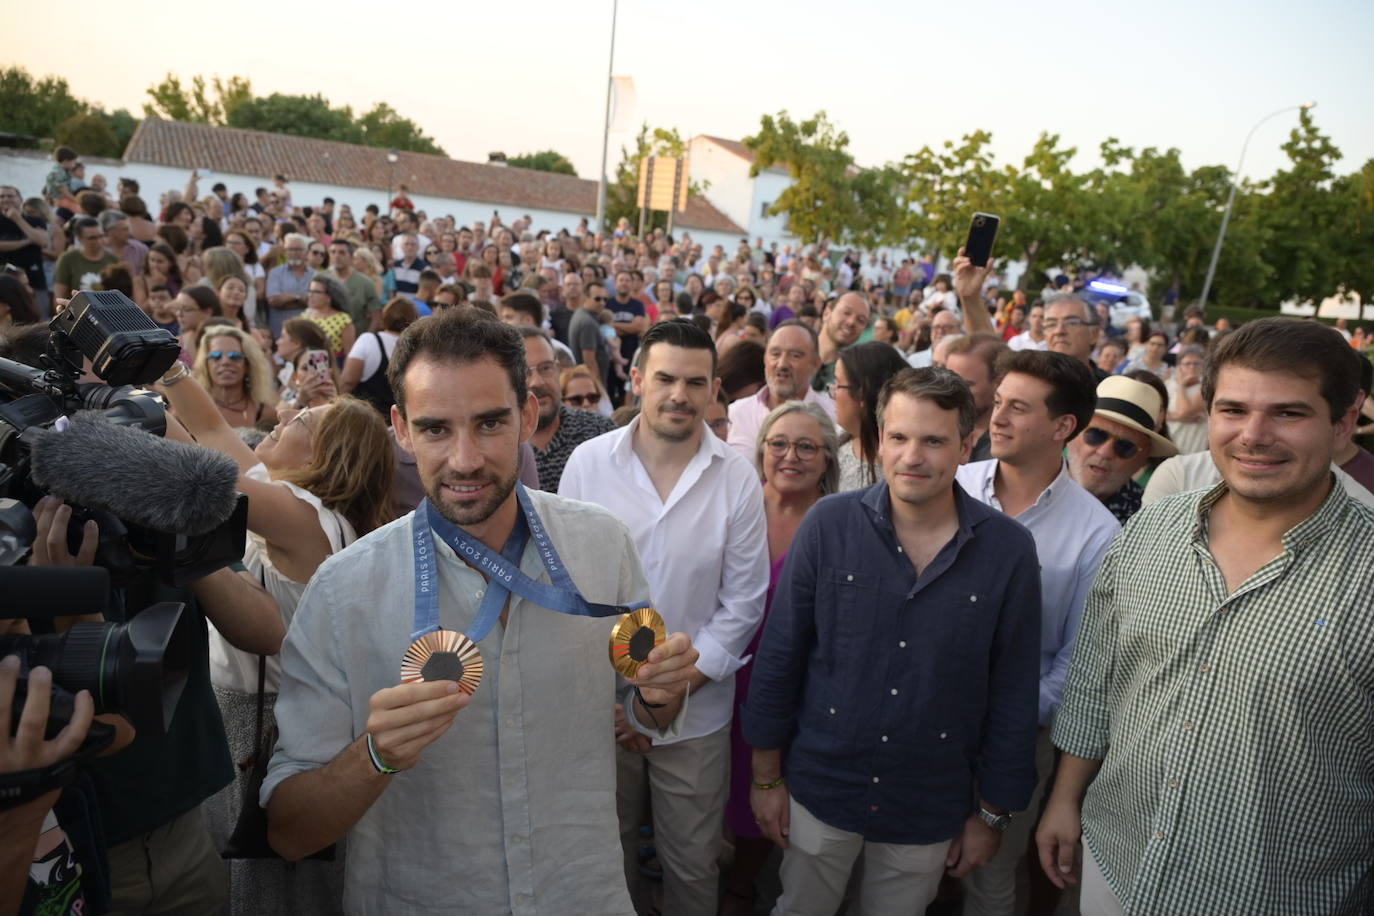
[939,731,947,739]
[1200,664,1212,673]
[872,776,880,783]
[847,574,854,582]
[1183,721,1194,731]
[829,707,836,715]
[969,594,978,603]
[899,640,907,648]
[897,546,903,553]
[890,688,898,696]
[1155,830,1165,840]
[880,735,889,742]
[1168,779,1179,789]
[475,590,485,599]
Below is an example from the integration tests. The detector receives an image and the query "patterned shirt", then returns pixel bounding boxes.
[1053,479,1374,915]
[1103,478,1143,524]
[532,405,616,491]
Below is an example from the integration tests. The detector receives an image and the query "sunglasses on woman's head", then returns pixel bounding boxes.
[208,350,245,361]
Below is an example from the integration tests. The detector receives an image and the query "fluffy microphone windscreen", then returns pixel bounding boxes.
[29,411,241,535]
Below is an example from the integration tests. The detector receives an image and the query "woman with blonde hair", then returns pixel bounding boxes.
[352,245,385,299]
[559,364,609,414]
[156,363,392,913]
[192,323,279,428]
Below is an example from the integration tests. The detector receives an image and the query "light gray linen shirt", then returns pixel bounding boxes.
[263,489,671,915]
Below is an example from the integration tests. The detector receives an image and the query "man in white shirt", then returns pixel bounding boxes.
[1007,303,1048,351]
[389,210,431,263]
[560,319,769,916]
[728,320,836,465]
[956,349,1121,916]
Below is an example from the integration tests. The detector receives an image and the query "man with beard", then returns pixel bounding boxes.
[518,327,615,491]
[810,292,872,393]
[727,320,836,466]
[1066,376,1177,524]
[263,309,699,914]
[264,232,316,336]
[560,319,769,916]
[1038,318,1374,915]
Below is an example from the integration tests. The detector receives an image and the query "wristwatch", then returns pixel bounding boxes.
[977,806,1012,832]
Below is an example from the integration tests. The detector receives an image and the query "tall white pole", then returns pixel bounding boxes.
[594,0,619,231]
[1196,102,1314,315]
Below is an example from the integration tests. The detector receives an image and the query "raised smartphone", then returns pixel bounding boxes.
[964,212,1000,267]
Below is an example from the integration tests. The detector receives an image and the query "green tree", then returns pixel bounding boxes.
[898,130,1002,258]
[743,111,870,246]
[143,73,252,125]
[0,67,87,141]
[357,103,446,156]
[53,112,120,158]
[508,150,577,176]
[604,124,707,233]
[101,108,140,155]
[226,93,364,144]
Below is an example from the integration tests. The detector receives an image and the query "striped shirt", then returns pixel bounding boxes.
[1053,478,1374,915]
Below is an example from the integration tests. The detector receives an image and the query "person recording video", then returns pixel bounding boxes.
[0,318,285,915]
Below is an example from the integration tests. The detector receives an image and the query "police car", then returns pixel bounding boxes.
[1079,279,1154,329]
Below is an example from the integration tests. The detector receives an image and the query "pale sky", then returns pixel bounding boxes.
[11,0,1374,186]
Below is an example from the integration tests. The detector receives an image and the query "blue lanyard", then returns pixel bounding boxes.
[411,483,627,644]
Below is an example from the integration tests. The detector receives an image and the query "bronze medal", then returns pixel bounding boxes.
[401,629,483,695]
[609,607,667,679]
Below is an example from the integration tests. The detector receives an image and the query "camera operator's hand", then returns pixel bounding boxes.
[27,496,97,568]
[0,656,93,776]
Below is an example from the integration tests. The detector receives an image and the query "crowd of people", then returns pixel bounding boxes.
[2,144,1374,916]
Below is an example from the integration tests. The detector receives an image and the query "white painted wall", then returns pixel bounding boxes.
[746,169,797,246]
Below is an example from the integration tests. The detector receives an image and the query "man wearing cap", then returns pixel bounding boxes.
[1067,376,1178,524]
[957,350,1121,916]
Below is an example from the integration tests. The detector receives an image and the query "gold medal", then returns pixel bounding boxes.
[609,607,666,679]
[401,629,483,695]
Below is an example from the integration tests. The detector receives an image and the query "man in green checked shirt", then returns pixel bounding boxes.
[1037,317,1374,916]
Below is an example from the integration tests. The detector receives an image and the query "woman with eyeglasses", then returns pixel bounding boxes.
[303,274,356,363]
[192,323,279,428]
[156,365,393,913]
[831,341,909,491]
[306,243,329,272]
[723,401,839,915]
[559,364,608,415]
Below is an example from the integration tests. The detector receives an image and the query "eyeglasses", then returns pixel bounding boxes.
[764,436,820,460]
[1043,317,1097,331]
[708,418,732,434]
[826,382,856,397]
[208,350,245,361]
[591,295,608,303]
[565,393,597,406]
[1082,426,1140,460]
[528,360,558,378]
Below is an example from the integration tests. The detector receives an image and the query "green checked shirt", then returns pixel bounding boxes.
[1053,478,1374,915]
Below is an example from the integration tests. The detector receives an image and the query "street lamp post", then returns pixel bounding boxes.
[1195,101,1315,315]
[594,0,619,232]
[386,148,400,216]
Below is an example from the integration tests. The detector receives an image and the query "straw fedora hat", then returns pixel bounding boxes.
[1092,376,1178,458]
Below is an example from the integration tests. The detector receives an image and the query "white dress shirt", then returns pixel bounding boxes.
[560,418,770,744]
[955,458,1120,726]
[1007,331,1048,351]
[726,385,836,467]
[1142,450,1374,509]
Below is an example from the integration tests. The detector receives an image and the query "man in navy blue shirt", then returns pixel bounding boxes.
[743,366,1042,915]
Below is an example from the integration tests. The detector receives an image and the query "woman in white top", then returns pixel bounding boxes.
[340,296,420,416]
[154,369,394,915]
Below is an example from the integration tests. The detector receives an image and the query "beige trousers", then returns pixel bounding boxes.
[616,726,731,916]
[1079,847,1127,916]
[772,797,951,916]
[106,807,227,916]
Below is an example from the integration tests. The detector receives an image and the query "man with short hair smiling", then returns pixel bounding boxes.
[1067,376,1177,524]
[1039,317,1374,915]
[727,319,835,464]
[263,310,699,913]
[957,350,1120,916]
[517,327,615,491]
[810,291,871,393]
[746,366,1041,915]
[1008,303,1048,351]
[561,320,768,916]
[907,308,964,369]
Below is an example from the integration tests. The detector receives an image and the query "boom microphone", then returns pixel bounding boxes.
[28,412,241,535]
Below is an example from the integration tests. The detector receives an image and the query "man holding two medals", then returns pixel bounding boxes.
[262,309,698,914]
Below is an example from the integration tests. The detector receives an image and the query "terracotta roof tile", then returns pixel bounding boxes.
[124,118,744,234]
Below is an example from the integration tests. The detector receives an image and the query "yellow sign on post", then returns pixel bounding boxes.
[636,157,690,234]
